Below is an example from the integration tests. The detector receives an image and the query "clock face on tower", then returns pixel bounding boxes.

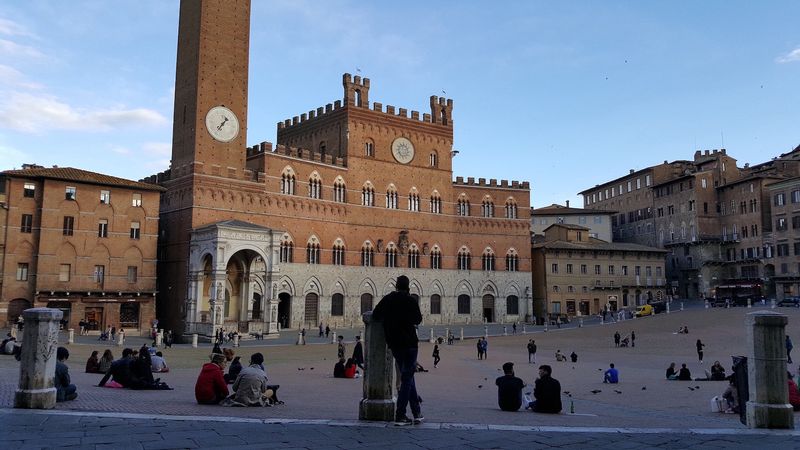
[391,137,415,164]
[205,106,240,143]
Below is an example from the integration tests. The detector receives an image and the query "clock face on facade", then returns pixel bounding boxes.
[205,106,240,143]
[391,137,415,164]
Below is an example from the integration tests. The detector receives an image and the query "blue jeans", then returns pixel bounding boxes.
[391,347,421,418]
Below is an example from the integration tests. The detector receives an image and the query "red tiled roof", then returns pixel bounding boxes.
[2,166,165,191]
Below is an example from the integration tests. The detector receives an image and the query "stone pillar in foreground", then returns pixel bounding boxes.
[359,311,395,421]
[745,311,793,429]
[67,328,74,344]
[15,308,62,409]
[192,333,198,348]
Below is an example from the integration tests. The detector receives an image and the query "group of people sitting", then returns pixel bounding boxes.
[676,326,690,334]
[554,350,578,363]
[86,348,169,375]
[96,345,172,390]
[194,351,283,407]
[665,361,726,381]
[495,362,562,413]
[333,357,360,378]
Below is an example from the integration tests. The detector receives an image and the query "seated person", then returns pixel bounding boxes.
[98,349,114,374]
[128,350,157,389]
[1,334,14,354]
[98,348,135,387]
[555,350,566,362]
[344,358,358,378]
[333,357,347,378]
[150,351,169,373]
[415,362,429,373]
[223,353,271,407]
[666,362,678,380]
[55,347,77,402]
[525,365,562,413]
[85,351,101,373]
[722,377,739,413]
[620,337,630,348]
[495,362,525,411]
[710,361,726,381]
[603,363,619,384]
[195,353,229,405]
[677,363,692,381]
[225,356,243,384]
[570,352,578,363]
[788,372,800,411]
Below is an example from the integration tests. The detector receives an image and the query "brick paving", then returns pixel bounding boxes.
[3,303,800,448]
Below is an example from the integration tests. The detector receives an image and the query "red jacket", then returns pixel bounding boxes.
[789,379,800,410]
[344,363,357,379]
[195,363,228,404]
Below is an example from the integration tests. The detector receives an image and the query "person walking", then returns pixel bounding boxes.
[372,275,424,426]
[614,331,621,348]
[432,344,440,368]
[696,339,705,364]
[318,323,324,338]
[527,339,537,364]
[631,331,636,348]
[512,322,517,334]
[481,337,489,359]
[476,338,483,360]
[352,335,364,370]
[786,335,793,364]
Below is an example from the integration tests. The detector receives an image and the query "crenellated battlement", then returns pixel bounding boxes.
[276,73,454,134]
[247,141,346,167]
[453,176,530,190]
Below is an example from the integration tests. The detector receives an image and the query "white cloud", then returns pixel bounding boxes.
[0,64,42,89]
[0,143,30,169]
[0,92,168,133]
[776,47,800,63]
[0,18,36,38]
[0,38,43,59]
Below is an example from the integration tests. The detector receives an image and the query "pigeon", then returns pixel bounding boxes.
[478,385,483,389]
[597,368,603,371]
[310,367,314,370]
[694,386,700,390]
[484,377,488,381]
[688,387,695,391]
[641,386,647,390]
[614,390,622,394]
[591,389,602,394]
[563,391,570,395]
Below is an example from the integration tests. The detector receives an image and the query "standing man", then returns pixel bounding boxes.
[372,275,424,426]
[352,335,365,370]
[319,323,324,338]
[527,339,537,364]
[787,335,793,364]
[631,331,636,348]
[614,331,621,348]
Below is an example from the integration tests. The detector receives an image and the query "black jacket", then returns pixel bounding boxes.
[352,341,364,364]
[372,290,422,350]
[533,375,562,413]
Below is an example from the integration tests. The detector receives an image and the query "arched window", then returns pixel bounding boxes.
[505,249,519,272]
[362,182,375,206]
[280,168,296,195]
[331,293,344,316]
[408,244,420,269]
[506,296,519,315]
[482,196,495,218]
[318,141,327,155]
[306,237,321,264]
[481,248,495,271]
[430,246,442,269]
[386,186,398,209]
[430,191,442,214]
[457,294,471,314]
[429,151,438,167]
[505,198,518,219]
[385,243,397,268]
[308,173,322,199]
[457,247,471,270]
[360,293,373,314]
[457,196,470,216]
[279,235,294,263]
[332,239,345,265]
[333,177,346,203]
[408,189,420,212]
[364,140,374,157]
[361,241,374,267]
[430,294,441,314]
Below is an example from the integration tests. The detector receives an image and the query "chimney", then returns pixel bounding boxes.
[565,200,570,208]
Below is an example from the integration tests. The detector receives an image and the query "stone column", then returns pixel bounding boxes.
[117,331,124,346]
[359,311,395,421]
[155,330,163,347]
[429,328,435,344]
[14,308,62,409]
[192,333,198,348]
[331,330,337,344]
[67,328,74,344]
[233,334,240,347]
[460,327,464,341]
[745,311,794,429]
[266,296,279,338]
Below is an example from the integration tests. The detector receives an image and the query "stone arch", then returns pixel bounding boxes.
[303,276,323,297]
[408,278,423,297]
[454,279,475,298]
[277,276,296,297]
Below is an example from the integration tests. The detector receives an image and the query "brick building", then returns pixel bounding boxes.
[768,176,800,299]
[531,202,614,242]
[0,165,163,334]
[531,223,667,320]
[580,146,800,299]
[146,0,532,338]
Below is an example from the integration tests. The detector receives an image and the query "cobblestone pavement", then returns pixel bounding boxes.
[3,303,799,448]
[3,409,799,450]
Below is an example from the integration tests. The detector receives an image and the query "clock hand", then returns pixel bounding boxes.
[216,116,229,131]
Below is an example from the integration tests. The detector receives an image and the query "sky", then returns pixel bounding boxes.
[1,1,799,208]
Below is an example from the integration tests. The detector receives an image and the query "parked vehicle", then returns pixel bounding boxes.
[777,297,800,307]
[635,304,654,317]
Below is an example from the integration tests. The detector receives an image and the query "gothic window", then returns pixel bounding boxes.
[280,235,294,263]
[331,293,344,316]
[481,248,495,271]
[482,197,495,217]
[457,294,471,314]
[430,294,441,314]
[408,190,420,212]
[430,246,442,269]
[430,191,442,214]
[429,151,438,167]
[332,239,345,265]
[457,247,471,271]
[385,244,397,268]
[281,168,296,195]
[506,296,519,315]
[308,173,322,199]
[361,241,374,267]
[505,249,519,272]
[505,199,518,219]
[408,244,420,269]
[306,237,321,264]
[386,186,398,209]
[365,141,374,157]
[361,182,374,206]
[333,177,346,203]
[457,196,470,216]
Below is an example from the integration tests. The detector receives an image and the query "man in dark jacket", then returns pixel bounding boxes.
[372,275,423,426]
[528,364,562,413]
[98,348,134,387]
[352,335,364,370]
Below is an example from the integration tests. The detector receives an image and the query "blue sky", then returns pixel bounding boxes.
[1,1,798,208]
